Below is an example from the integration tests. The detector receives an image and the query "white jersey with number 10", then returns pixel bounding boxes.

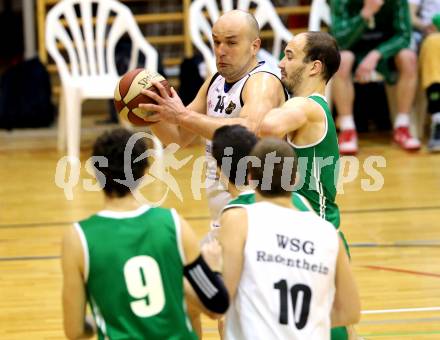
[225,201,339,340]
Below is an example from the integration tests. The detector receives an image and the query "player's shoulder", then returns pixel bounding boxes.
[221,205,247,221]
[207,72,221,87]
[246,70,282,86]
[243,71,286,103]
[62,223,86,267]
[283,96,325,121]
[282,96,311,114]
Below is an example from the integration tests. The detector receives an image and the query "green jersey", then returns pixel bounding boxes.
[287,95,341,228]
[222,190,312,213]
[76,205,197,340]
[330,0,412,60]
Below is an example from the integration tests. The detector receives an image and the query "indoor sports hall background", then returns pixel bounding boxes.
[1,0,440,339]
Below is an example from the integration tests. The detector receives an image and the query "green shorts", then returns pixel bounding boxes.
[353,50,398,84]
[331,326,349,340]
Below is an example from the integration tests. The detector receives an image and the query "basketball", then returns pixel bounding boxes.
[114,68,171,126]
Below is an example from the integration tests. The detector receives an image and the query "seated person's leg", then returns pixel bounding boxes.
[392,49,421,151]
[333,51,358,155]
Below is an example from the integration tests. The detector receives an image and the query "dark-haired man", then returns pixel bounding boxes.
[212,124,313,213]
[218,138,360,340]
[259,32,356,340]
[61,128,229,340]
[260,31,344,238]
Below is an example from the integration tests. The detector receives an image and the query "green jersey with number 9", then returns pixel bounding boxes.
[75,205,197,340]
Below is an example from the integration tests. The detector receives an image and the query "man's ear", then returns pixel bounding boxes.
[252,38,261,56]
[309,60,323,77]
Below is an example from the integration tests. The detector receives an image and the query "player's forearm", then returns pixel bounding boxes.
[177,110,251,140]
[149,121,193,147]
[184,255,230,314]
[331,304,361,328]
[259,107,306,138]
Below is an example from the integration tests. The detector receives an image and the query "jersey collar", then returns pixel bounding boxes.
[96,205,151,219]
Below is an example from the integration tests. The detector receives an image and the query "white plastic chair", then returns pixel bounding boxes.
[308,0,332,104]
[308,0,331,32]
[189,0,293,77]
[46,0,163,159]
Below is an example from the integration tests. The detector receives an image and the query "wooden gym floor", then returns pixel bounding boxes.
[1,124,440,339]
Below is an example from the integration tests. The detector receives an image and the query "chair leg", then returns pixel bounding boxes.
[57,91,66,151]
[65,90,82,160]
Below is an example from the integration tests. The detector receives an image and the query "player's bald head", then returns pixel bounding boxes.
[214,10,259,41]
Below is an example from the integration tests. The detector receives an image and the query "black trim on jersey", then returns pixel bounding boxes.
[224,80,238,93]
[207,72,221,94]
[208,62,264,96]
[239,70,289,107]
[184,255,230,314]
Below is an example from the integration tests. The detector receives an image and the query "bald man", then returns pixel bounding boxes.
[140,10,287,228]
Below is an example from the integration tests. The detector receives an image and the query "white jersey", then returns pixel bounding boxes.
[225,202,339,340]
[205,62,285,227]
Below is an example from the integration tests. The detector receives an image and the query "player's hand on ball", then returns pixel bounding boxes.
[141,112,162,125]
[201,239,223,273]
[140,81,187,125]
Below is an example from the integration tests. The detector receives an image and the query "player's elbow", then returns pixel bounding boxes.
[64,327,83,340]
[345,306,361,326]
[352,306,361,325]
[63,318,94,340]
[331,295,361,327]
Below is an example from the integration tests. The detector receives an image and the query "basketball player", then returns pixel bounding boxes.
[218,138,360,340]
[61,128,229,340]
[139,10,287,227]
[212,124,313,213]
[259,31,356,340]
[212,125,316,339]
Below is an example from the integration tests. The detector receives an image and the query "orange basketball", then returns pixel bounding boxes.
[114,68,170,126]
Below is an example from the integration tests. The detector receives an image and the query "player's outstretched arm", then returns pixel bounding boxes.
[142,72,285,140]
[234,72,286,133]
[179,215,230,318]
[258,97,310,138]
[331,237,361,327]
[218,208,248,300]
[61,226,96,339]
